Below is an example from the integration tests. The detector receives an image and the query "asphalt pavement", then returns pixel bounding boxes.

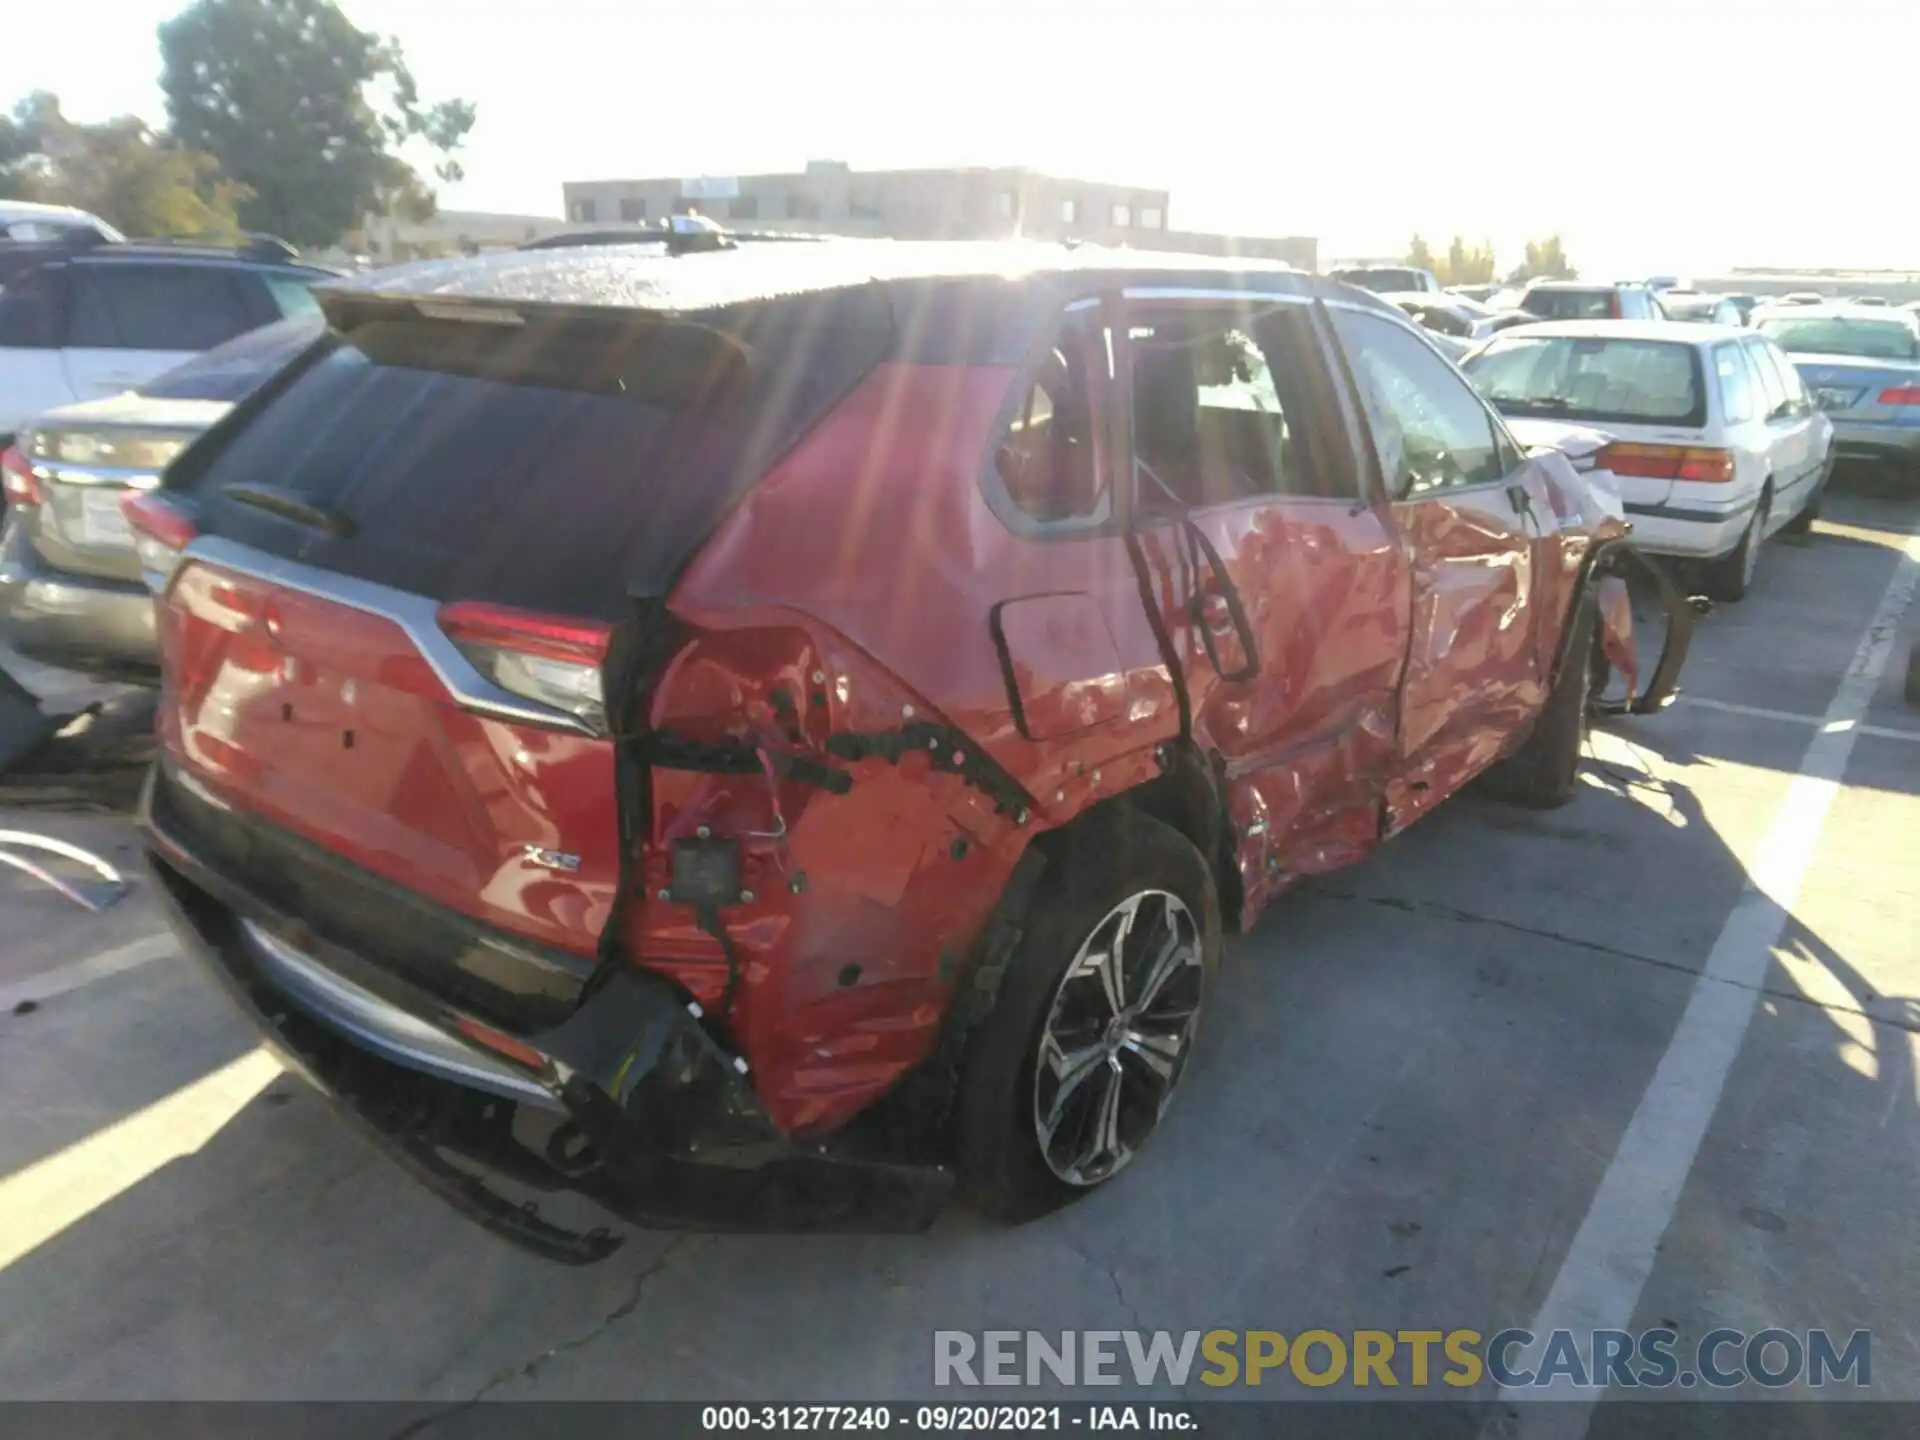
[1,485,1917,1432]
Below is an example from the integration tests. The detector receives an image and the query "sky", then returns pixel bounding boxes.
[10,0,1917,280]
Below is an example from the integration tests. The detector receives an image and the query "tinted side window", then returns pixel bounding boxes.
[1762,341,1808,408]
[1331,308,1505,497]
[1713,344,1757,425]
[264,273,322,319]
[0,267,63,348]
[995,309,1111,527]
[69,264,256,350]
[1745,340,1789,417]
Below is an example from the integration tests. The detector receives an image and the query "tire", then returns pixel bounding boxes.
[1481,589,1596,809]
[1704,486,1769,602]
[957,810,1221,1222]
[1906,642,1920,708]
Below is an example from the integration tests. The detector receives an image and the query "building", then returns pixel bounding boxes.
[357,209,574,263]
[560,162,1317,271]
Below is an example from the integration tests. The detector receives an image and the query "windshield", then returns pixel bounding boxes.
[1462,334,1706,426]
[1754,316,1920,362]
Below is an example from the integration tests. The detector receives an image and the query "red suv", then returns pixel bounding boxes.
[133,243,1684,1261]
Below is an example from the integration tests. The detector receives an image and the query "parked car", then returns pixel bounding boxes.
[1661,292,1744,326]
[1462,321,1832,600]
[1752,306,1920,481]
[127,242,1680,1256]
[0,314,323,678]
[1330,264,1442,294]
[1381,293,1491,352]
[0,235,334,442]
[0,200,121,246]
[1513,280,1668,321]
[1725,294,1760,325]
[1446,283,1502,304]
[1848,296,1891,307]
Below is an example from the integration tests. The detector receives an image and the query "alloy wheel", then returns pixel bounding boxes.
[1031,889,1204,1187]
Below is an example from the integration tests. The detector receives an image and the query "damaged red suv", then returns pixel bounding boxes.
[134,243,1685,1261]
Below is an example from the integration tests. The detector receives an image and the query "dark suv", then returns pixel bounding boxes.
[0,235,335,441]
[131,242,1681,1260]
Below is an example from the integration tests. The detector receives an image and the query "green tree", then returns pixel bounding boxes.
[1440,236,1497,287]
[1406,234,1437,273]
[1508,234,1576,283]
[159,0,475,248]
[0,90,247,238]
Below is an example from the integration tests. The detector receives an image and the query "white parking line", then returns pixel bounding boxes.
[1500,533,1920,1435]
[0,933,177,1012]
[0,1047,282,1272]
[1681,694,1920,744]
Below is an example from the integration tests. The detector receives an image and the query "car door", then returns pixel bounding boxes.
[1119,291,1411,911]
[0,266,78,437]
[1744,337,1818,526]
[62,261,260,401]
[1327,303,1557,832]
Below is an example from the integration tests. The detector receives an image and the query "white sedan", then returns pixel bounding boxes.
[1461,320,1833,600]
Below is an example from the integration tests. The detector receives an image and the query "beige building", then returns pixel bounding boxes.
[560,162,1317,271]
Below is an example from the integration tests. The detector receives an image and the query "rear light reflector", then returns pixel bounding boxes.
[1877,386,1920,406]
[120,491,200,589]
[1,444,41,506]
[1596,442,1735,484]
[437,600,612,732]
[1609,295,1623,319]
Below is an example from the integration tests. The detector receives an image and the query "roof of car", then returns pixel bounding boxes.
[1752,303,1919,324]
[1481,319,1746,344]
[317,238,1329,317]
[1523,279,1643,292]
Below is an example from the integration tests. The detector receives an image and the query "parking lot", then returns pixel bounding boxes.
[1,484,1917,1424]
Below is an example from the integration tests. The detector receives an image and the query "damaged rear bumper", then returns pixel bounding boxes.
[140,769,951,1262]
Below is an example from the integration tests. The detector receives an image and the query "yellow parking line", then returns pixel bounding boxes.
[0,1047,282,1272]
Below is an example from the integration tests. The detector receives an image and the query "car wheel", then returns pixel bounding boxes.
[1481,587,1596,809]
[1705,486,1768,602]
[957,811,1220,1221]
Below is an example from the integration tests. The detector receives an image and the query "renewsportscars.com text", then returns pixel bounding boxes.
[933,1328,1871,1390]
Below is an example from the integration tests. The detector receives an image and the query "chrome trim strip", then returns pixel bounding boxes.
[39,462,162,489]
[240,920,564,1111]
[177,535,599,736]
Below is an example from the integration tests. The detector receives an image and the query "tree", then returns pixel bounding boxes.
[1406,234,1437,273]
[1508,234,1576,283]
[0,90,247,238]
[159,0,475,248]
[1442,236,1496,287]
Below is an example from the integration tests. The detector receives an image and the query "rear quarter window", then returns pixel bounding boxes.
[1712,343,1758,425]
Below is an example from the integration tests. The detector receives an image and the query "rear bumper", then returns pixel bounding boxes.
[0,513,158,681]
[1621,490,1757,560]
[1829,418,1920,468]
[140,765,950,1255]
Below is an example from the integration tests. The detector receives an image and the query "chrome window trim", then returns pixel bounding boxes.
[178,534,600,736]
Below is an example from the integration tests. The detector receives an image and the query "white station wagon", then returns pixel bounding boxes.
[1461,320,1833,599]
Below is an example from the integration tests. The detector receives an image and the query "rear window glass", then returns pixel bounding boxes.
[138,314,324,401]
[174,302,890,618]
[1463,335,1706,427]
[1519,288,1621,320]
[1754,316,1920,362]
[1335,268,1425,294]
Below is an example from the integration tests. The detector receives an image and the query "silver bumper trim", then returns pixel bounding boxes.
[239,920,564,1110]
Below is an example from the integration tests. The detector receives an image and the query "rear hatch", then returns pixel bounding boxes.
[148,287,892,1008]
[23,393,226,583]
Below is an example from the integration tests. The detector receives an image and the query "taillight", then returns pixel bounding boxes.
[120,490,200,589]
[1609,294,1623,319]
[1878,386,1920,406]
[1,444,41,506]
[1596,443,1736,484]
[437,600,612,732]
